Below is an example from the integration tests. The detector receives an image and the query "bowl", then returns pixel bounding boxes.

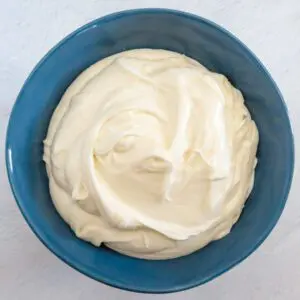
[6,9,294,293]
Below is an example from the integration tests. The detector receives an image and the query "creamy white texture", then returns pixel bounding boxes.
[43,49,259,259]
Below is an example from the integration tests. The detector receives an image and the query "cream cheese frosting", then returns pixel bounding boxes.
[43,49,259,259]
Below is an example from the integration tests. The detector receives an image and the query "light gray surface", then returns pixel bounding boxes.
[1,1,299,299]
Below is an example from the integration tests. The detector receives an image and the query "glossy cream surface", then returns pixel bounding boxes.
[43,49,258,259]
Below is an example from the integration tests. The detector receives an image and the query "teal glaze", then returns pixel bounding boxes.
[6,9,294,293]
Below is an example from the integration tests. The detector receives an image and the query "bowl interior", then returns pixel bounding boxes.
[6,9,294,293]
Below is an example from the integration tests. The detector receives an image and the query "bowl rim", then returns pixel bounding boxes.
[6,8,295,294]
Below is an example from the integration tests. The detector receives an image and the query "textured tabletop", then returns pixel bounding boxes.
[1,1,299,299]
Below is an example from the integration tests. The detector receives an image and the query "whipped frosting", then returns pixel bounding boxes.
[44,49,259,259]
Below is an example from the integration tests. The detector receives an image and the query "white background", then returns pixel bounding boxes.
[1,1,299,299]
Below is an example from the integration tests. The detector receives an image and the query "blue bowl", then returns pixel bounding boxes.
[6,9,294,293]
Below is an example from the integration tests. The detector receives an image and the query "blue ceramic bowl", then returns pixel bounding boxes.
[6,9,294,293]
